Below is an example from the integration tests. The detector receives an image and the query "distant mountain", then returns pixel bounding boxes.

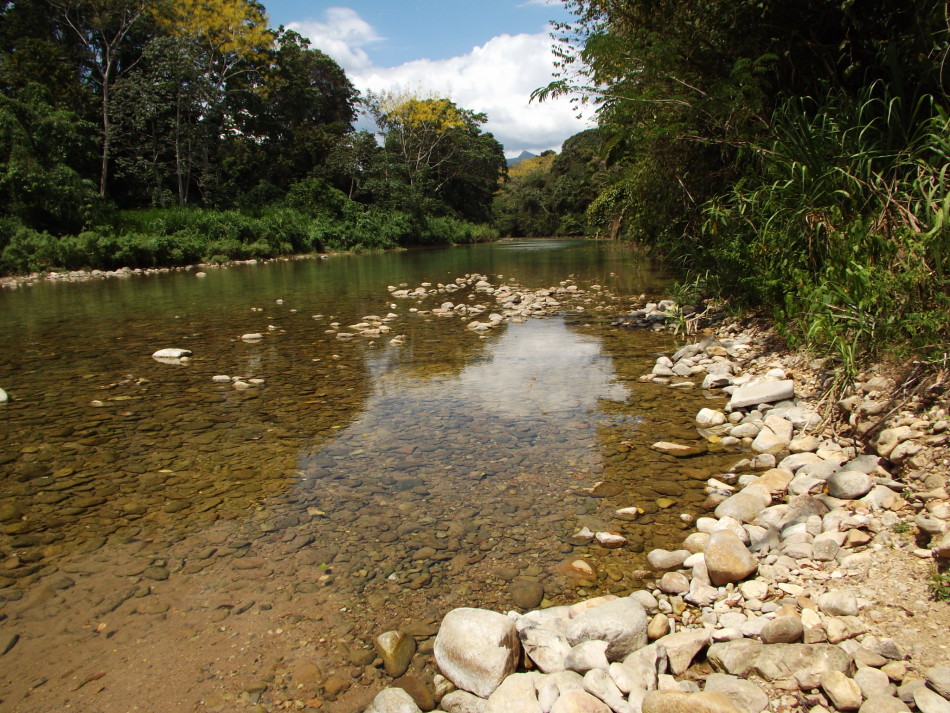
[506,151,538,168]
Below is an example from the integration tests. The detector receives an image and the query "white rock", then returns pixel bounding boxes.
[565,640,610,673]
[486,672,542,713]
[152,347,192,360]
[435,608,521,698]
[566,598,649,661]
[0,387,7,403]
[441,690,489,713]
[550,689,612,713]
[241,333,264,341]
[583,668,632,713]
[365,687,423,713]
[696,409,727,427]
[728,380,795,410]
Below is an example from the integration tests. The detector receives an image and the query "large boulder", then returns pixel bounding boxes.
[704,530,758,586]
[566,597,649,661]
[435,608,521,698]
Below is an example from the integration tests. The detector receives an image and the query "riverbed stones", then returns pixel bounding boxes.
[151,348,192,359]
[0,387,7,403]
[510,580,544,610]
[703,531,757,586]
[565,597,648,661]
[434,608,520,697]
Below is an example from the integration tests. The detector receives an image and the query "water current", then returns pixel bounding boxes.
[0,239,739,712]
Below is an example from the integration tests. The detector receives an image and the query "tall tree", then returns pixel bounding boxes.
[368,93,506,219]
[53,0,148,197]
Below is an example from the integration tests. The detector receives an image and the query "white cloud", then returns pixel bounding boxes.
[353,33,591,156]
[287,7,383,73]
[290,9,591,156]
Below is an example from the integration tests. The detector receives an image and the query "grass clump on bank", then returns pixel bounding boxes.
[697,88,950,373]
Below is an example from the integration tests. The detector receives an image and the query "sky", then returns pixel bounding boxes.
[262,0,592,157]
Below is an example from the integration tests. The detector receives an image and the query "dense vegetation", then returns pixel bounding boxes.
[0,0,504,273]
[521,0,950,370]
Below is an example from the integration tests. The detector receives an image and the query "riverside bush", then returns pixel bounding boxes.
[0,204,498,274]
[698,87,950,371]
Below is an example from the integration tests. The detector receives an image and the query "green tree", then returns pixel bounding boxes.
[53,0,149,197]
[369,93,506,220]
[0,83,101,233]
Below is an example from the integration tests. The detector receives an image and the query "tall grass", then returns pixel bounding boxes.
[699,85,950,374]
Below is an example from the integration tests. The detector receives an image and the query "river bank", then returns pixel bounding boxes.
[365,309,950,712]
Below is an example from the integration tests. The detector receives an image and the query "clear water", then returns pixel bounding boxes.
[0,239,735,711]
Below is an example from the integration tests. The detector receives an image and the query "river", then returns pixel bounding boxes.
[0,239,736,712]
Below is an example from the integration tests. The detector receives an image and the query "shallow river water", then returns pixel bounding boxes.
[0,239,739,712]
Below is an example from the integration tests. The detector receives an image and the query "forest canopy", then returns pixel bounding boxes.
[0,0,505,271]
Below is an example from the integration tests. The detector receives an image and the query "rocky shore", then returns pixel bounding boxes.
[363,314,950,713]
[0,253,326,290]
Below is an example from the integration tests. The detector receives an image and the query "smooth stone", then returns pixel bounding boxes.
[648,613,671,641]
[550,689,612,713]
[858,695,910,713]
[376,631,417,678]
[566,597,648,661]
[728,380,795,410]
[818,591,859,617]
[151,348,192,359]
[714,487,771,523]
[647,549,691,571]
[915,687,950,713]
[440,690,489,713]
[641,690,742,713]
[434,608,520,698]
[365,687,423,713]
[658,572,690,595]
[511,580,544,610]
[651,442,706,457]
[827,471,874,499]
[0,387,7,403]
[821,670,862,710]
[854,666,892,698]
[759,616,803,644]
[704,530,757,586]
[486,672,542,713]
[703,673,768,713]
[926,667,950,699]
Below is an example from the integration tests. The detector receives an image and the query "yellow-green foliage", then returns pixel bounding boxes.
[507,153,556,180]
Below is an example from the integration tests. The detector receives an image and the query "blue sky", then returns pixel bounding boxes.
[261,1,591,156]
